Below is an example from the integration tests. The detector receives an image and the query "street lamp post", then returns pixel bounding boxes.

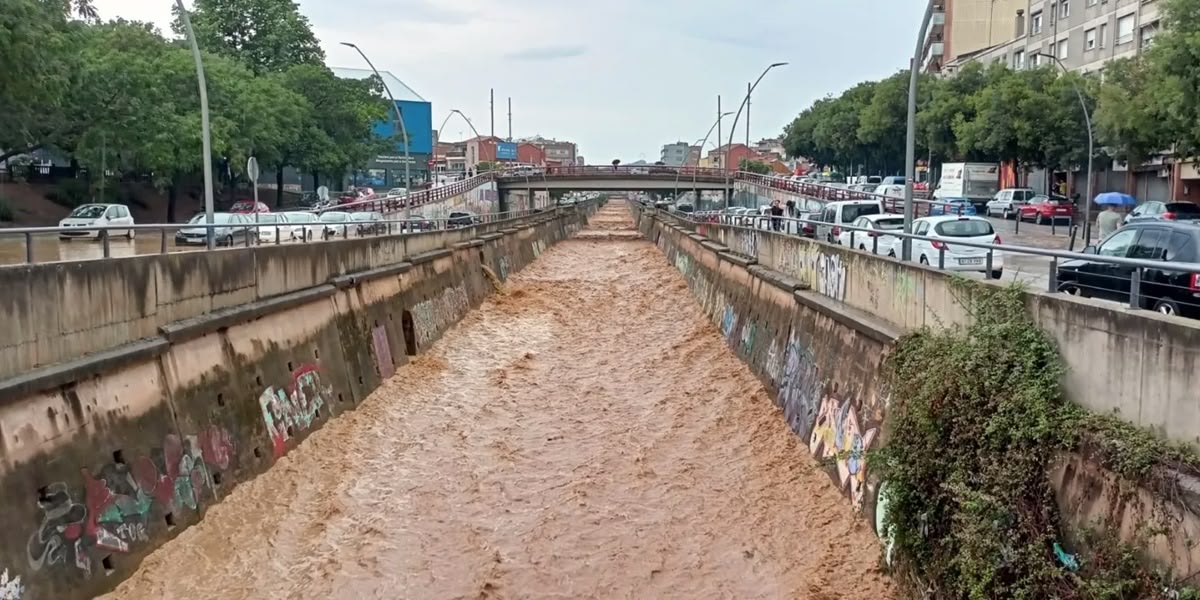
[902,0,936,261]
[725,62,788,207]
[437,109,482,179]
[174,0,215,249]
[675,111,733,205]
[1038,52,1095,243]
[341,42,411,219]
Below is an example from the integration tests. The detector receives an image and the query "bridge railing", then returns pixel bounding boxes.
[734,171,972,218]
[327,172,498,215]
[504,165,728,179]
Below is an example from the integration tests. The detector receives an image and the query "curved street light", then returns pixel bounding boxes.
[174,0,215,248]
[674,111,733,204]
[1037,52,1095,243]
[436,109,482,179]
[341,41,412,219]
[902,1,936,260]
[724,62,788,207]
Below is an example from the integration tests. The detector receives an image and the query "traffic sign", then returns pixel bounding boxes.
[247,156,260,181]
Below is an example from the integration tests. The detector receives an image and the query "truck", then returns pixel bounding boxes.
[934,162,1000,212]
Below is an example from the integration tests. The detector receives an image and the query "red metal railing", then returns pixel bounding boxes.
[510,165,729,179]
[326,173,498,215]
[733,172,945,215]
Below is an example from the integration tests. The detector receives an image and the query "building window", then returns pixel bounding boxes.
[1117,14,1135,45]
[1031,52,1042,67]
[1087,0,1098,5]
[1141,22,1159,48]
[1099,23,1107,47]
[1058,38,1069,59]
[1085,28,1097,50]
[1060,0,1070,18]
[1013,49,1025,69]
[1031,11,1043,34]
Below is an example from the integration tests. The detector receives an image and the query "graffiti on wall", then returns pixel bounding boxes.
[259,364,332,459]
[809,388,881,509]
[732,228,758,258]
[532,239,546,258]
[720,305,738,341]
[0,569,23,600]
[771,245,848,303]
[26,426,232,578]
[764,337,782,386]
[739,320,756,356]
[779,328,822,439]
[815,253,847,302]
[498,256,510,281]
[411,286,470,348]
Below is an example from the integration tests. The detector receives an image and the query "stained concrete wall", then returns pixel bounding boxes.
[632,201,901,536]
[633,202,1200,579]
[0,203,597,600]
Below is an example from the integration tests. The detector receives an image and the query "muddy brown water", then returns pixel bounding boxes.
[99,201,893,599]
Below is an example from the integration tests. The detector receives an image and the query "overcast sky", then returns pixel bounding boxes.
[94,0,929,162]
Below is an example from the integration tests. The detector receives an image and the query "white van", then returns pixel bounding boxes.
[935,163,1000,211]
[816,199,885,243]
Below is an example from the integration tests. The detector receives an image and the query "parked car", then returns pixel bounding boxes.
[815,199,884,242]
[929,197,977,216]
[1123,201,1200,224]
[351,211,386,235]
[249,212,289,244]
[175,213,251,246]
[1057,221,1200,317]
[796,210,822,238]
[402,217,436,232]
[229,199,270,214]
[1018,195,1074,225]
[985,188,1037,219]
[319,211,353,238]
[278,211,321,241]
[447,211,479,228]
[837,214,905,254]
[57,203,135,240]
[887,215,1003,278]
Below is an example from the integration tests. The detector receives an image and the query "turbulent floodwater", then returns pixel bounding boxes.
[101,201,892,599]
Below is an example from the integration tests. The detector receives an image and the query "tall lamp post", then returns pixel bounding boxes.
[725,62,788,207]
[675,111,733,205]
[902,0,937,261]
[436,109,482,179]
[174,0,215,249]
[1038,52,1095,243]
[341,41,412,219]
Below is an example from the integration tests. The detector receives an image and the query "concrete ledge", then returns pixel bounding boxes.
[0,337,170,404]
[718,251,757,267]
[160,284,337,344]
[453,239,485,249]
[345,261,414,285]
[701,240,729,254]
[687,233,706,243]
[793,290,901,345]
[749,264,809,293]
[479,232,504,242]
[409,248,452,265]
[500,228,520,234]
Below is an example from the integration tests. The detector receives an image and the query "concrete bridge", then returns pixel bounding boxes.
[1,195,1199,599]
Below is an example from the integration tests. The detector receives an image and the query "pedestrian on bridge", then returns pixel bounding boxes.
[770,199,784,232]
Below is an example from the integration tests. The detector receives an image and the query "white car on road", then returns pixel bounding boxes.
[58,203,135,240]
[248,213,289,244]
[887,215,1003,279]
[319,211,354,239]
[278,211,321,241]
[837,214,905,254]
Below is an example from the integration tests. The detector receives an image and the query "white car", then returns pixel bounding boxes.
[248,213,288,244]
[278,211,321,241]
[58,203,135,239]
[985,188,1036,219]
[319,211,353,239]
[888,215,1004,278]
[815,199,885,242]
[837,214,905,254]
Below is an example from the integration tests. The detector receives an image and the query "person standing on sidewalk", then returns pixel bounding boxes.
[1096,204,1123,241]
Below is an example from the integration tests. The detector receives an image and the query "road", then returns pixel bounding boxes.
[98,201,892,599]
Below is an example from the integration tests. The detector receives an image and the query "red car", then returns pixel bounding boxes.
[1017,194,1074,225]
[229,200,270,214]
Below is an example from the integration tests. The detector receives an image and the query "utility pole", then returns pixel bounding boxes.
[507,97,513,141]
[716,95,722,170]
[490,88,495,137]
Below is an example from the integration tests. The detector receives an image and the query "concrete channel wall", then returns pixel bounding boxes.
[0,203,597,600]
[630,202,1200,580]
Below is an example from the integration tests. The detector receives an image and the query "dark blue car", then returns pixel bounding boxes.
[929,197,977,216]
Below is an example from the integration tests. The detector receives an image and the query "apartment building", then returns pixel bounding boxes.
[938,0,1161,74]
[520,136,578,166]
[660,142,691,166]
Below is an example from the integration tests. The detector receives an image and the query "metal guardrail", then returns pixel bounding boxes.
[520,165,730,179]
[0,207,556,266]
[642,200,1200,319]
[327,172,499,214]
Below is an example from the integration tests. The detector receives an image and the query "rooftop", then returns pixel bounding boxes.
[329,67,426,103]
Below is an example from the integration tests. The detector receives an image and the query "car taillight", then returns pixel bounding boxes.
[1165,212,1178,220]
[931,240,948,250]
[1191,273,1200,291]
[993,235,1001,245]
[832,226,841,236]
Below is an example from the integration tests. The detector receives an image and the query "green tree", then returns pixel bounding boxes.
[175,0,324,74]
[918,61,990,162]
[738,158,770,174]
[1095,58,1170,165]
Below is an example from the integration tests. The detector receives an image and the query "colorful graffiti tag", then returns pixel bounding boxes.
[815,253,847,302]
[778,328,822,439]
[258,364,332,459]
[720,305,738,340]
[0,569,23,600]
[739,320,756,356]
[809,392,880,509]
[411,286,470,348]
[26,427,231,578]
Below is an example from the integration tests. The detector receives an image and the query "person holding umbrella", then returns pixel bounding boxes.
[1094,192,1137,240]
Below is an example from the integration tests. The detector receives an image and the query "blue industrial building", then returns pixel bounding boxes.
[332,67,433,190]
